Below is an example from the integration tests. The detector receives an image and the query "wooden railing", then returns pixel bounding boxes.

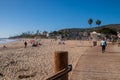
[46,64,72,80]
[46,51,72,80]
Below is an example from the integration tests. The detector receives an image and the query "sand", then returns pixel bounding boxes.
[0,39,92,80]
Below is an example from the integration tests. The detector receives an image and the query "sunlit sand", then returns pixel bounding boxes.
[0,39,93,80]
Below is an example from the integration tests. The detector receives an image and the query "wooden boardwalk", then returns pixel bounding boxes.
[70,44,120,80]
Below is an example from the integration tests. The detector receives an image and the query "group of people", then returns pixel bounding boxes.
[91,37,107,53]
[58,39,65,44]
[24,39,41,48]
[23,37,107,53]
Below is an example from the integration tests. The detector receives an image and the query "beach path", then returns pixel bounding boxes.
[70,44,120,80]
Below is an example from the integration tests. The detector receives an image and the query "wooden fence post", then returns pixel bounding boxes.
[54,51,68,80]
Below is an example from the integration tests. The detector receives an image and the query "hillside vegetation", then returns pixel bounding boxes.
[10,24,120,39]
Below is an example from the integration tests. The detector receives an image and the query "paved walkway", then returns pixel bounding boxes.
[70,44,120,80]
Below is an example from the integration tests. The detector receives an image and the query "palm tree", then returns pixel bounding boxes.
[88,18,93,28]
[96,20,101,27]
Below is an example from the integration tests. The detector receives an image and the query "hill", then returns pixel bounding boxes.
[59,24,120,32]
[49,24,120,39]
[94,24,120,31]
[10,24,120,39]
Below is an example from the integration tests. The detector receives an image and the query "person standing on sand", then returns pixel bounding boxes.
[3,45,7,48]
[101,38,107,53]
[24,41,27,48]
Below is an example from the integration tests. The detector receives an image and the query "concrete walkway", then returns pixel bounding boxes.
[70,44,120,80]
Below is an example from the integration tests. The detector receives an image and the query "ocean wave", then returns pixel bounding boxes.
[0,38,16,44]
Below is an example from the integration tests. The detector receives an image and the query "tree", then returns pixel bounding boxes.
[43,31,48,36]
[88,18,93,28]
[96,20,101,27]
[98,28,117,39]
[52,31,58,36]
[36,30,40,35]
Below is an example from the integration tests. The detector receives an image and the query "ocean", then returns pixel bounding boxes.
[0,38,16,44]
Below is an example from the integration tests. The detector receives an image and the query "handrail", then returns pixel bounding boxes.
[46,64,72,80]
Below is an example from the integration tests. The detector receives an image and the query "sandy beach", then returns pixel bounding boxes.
[0,39,93,80]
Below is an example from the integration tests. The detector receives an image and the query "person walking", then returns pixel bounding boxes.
[24,41,27,48]
[101,38,107,53]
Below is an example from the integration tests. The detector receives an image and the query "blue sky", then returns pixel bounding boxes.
[0,0,120,38]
